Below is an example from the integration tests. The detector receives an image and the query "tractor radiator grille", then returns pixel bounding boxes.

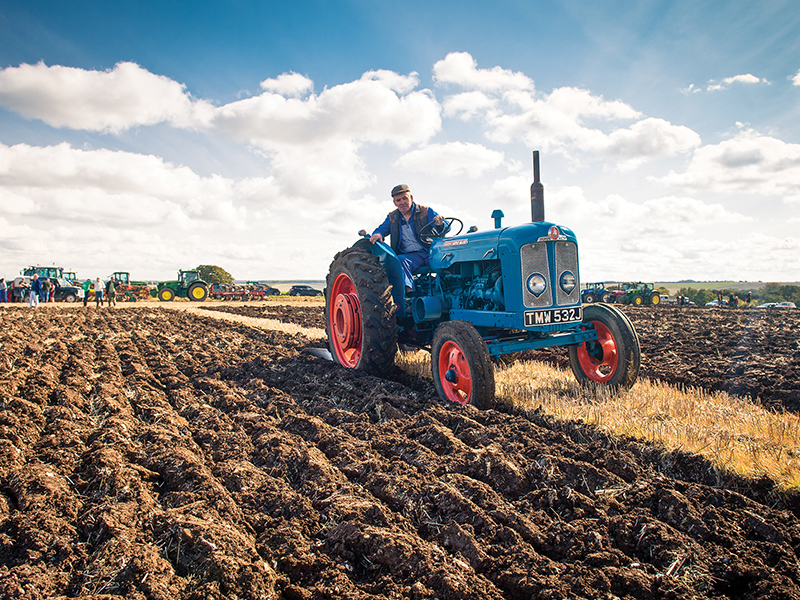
[554,241,580,305]
[520,241,580,309]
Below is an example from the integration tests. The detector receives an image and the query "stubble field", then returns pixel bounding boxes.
[0,302,799,599]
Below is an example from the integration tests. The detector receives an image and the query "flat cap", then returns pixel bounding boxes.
[391,184,410,197]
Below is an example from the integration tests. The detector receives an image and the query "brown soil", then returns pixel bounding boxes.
[1,305,799,599]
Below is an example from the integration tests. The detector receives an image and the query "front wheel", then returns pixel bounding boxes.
[432,321,495,410]
[325,245,397,375]
[650,293,661,306]
[601,292,612,303]
[583,293,596,303]
[158,287,175,302]
[64,293,77,303]
[568,304,640,390]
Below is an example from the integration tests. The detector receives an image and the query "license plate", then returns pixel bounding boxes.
[524,307,582,326]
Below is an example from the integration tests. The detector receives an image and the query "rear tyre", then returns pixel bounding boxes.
[158,287,175,302]
[326,245,397,376]
[568,304,640,390]
[601,292,612,303]
[432,320,495,409]
[188,283,208,302]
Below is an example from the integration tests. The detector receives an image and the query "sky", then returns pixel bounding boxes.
[1,0,799,284]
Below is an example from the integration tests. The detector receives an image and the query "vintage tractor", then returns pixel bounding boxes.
[619,282,661,306]
[156,270,209,302]
[325,152,641,409]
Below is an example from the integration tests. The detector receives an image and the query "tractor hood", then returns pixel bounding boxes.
[429,221,578,270]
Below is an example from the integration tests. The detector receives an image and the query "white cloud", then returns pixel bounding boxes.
[0,62,213,132]
[659,129,800,202]
[259,72,314,97]
[433,52,534,92]
[214,71,439,149]
[0,142,244,225]
[707,74,768,91]
[483,90,697,162]
[431,53,697,165]
[792,69,800,87]
[684,74,769,93]
[544,186,756,281]
[394,142,505,177]
[442,91,497,120]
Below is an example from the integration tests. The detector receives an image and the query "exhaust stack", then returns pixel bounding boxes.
[530,150,544,222]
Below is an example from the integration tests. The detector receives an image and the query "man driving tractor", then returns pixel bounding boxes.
[368,184,445,292]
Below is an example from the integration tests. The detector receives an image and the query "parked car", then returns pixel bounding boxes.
[287,285,323,297]
[776,301,797,309]
[705,299,722,307]
[756,302,777,309]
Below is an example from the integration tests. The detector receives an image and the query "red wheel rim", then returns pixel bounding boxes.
[329,272,362,368]
[577,321,619,383]
[437,340,472,405]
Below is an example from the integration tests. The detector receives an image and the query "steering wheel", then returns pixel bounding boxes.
[419,217,463,244]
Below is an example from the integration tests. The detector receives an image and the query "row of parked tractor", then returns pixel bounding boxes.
[580,281,669,306]
[3,266,323,303]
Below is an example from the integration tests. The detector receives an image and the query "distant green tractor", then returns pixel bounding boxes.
[157,270,209,302]
[620,282,661,306]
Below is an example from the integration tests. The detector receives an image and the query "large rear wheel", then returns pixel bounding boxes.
[188,282,209,302]
[325,245,397,375]
[568,304,640,390]
[431,321,495,410]
[650,292,661,306]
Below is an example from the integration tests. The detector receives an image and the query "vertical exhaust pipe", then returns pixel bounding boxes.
[530,150,544,222]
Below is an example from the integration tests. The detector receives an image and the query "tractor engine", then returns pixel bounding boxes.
[425,262,504,313]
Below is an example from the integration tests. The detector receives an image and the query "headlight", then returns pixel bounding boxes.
[560,271,576,294]
[527,273,547,296]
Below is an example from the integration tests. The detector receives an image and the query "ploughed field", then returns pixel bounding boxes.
[1,303,799,599]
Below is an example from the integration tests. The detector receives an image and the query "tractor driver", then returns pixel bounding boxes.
[369,184,445,292]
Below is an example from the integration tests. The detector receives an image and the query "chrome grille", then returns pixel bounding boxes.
[554,241,580,305]
[521,240,580,308]
[520,242,551,308]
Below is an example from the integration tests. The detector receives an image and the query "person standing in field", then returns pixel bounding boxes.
[82,279,91,307]
[106,277,117,307]
[0,278,6,303]
[94,278,104,307]
[40,277,51,303]
[29,274,41,307]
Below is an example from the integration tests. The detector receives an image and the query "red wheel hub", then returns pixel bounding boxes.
[576,321,619,383]
[437,341,472,405]
[329,273,362,368]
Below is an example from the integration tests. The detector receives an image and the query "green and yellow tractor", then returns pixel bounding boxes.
[156,270,209,302]
[619,282,661,306]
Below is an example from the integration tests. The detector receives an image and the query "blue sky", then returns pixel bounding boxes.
[1,0,799,283]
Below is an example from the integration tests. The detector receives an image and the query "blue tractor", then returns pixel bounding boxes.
[325,152,640,409]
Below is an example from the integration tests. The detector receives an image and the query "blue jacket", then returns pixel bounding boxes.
[30,278,42,294]
[372,203,441,254]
